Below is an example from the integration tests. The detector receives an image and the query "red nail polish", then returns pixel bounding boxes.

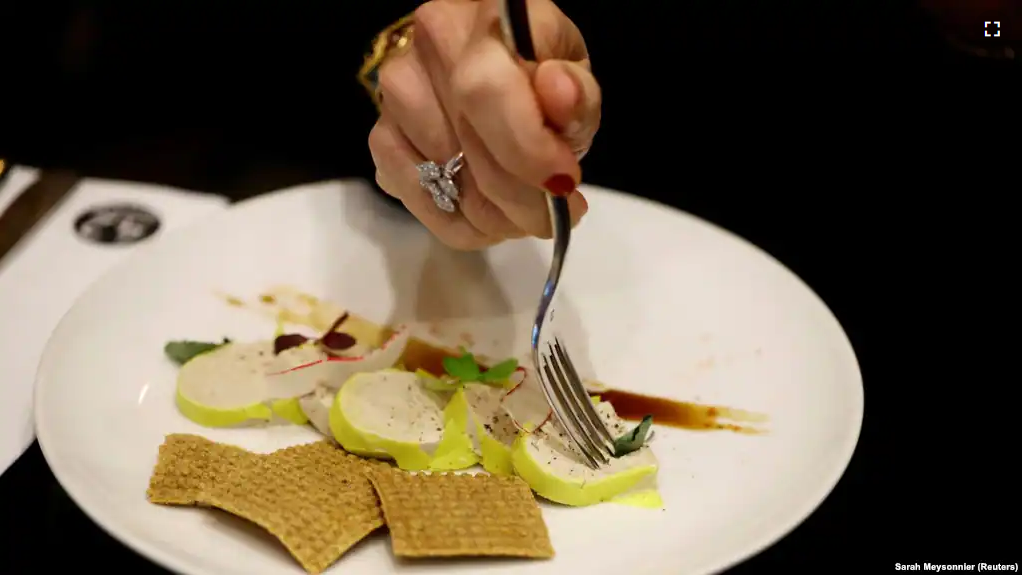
[543,174,577,197]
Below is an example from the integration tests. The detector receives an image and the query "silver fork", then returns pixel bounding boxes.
[530,194,616,469]
[497,0,615,468]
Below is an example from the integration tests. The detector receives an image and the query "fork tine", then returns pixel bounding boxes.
[539,361,598,468]
[544,345,612,465]
[549,344,614,455]
[552,338,616,447]
[540,356,608,469]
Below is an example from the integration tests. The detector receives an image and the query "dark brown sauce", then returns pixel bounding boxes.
[398,337,767,435]
[399,337,457,376]
[596,388,767,434]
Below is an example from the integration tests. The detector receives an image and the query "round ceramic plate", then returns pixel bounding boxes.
[35,181,862,575]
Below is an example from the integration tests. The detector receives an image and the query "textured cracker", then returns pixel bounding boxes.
[368,470,554,559]
[147,434,250,505]
[271,440,397,476]
[147,435,384,574]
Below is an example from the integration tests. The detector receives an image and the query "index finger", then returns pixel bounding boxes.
[451,0,580,191]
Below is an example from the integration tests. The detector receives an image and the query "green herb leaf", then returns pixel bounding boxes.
[613,415,653,457]
[164,338,230,366]
[441,349,481,382]
[479,358,518,383]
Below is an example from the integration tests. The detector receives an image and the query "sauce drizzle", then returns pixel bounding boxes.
[225,287,769,435]
[401,338,767,435]
[596,388,767,434]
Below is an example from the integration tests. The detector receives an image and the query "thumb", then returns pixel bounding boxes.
[533,59,601,153]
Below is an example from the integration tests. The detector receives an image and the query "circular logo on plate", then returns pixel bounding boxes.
[73,204,161,245]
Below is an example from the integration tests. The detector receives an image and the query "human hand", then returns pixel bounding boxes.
[369,0,600,250]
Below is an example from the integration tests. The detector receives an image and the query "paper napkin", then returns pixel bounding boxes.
[0,169,230,475]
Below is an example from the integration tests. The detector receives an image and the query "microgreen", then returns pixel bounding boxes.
[164,338,231,366]
[479,358,518,383]
[441,348,518,386]
[613,415,653,457]
[442,349,481,382]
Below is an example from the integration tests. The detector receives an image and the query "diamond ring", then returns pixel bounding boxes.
[417,152,464,213]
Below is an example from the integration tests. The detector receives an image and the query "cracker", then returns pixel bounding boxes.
[147,435,384,574]
[271,440,393,473]
[147,434,250,505]
[368,470,554,559]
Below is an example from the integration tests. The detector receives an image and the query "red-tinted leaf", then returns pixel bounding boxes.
[320,331,357,352]
[273,333,309,355]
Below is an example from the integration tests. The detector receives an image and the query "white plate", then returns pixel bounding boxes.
[35,181,862,575]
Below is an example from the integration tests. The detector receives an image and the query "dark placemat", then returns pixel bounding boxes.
[0,443,164,570]
[0,171,80,259]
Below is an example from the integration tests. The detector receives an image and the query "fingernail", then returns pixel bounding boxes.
[543,174,577,197]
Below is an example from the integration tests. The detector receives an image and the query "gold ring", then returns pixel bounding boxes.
[358,14,415,109]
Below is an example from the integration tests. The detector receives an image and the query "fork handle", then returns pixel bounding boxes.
[545,194,572,288]
[503,0,537,61]
[531,194,571,350]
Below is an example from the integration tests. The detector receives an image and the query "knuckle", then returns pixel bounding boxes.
[413,0,470,71]
[376,172,399,197]
[414,115,454,160]
[451,58,491,108]
[367,124,404,195]
[412,2,448,50]
[367,123,390,160]
[376,56,415,105]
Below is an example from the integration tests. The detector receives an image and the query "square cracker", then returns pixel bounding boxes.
[368,470,554,559]
[147,435,385,574]
[270,439,393,473]
[147,434,250,505]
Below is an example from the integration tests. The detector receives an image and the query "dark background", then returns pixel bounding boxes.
[0,0,1019,571]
